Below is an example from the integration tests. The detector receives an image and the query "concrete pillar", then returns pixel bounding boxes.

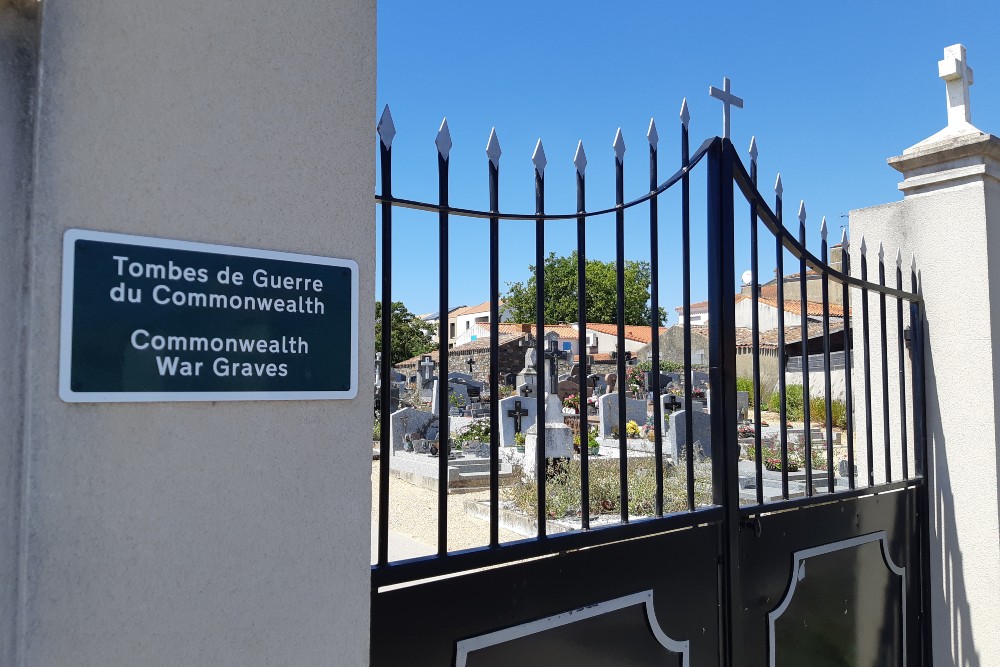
[850,115,1000,664]
[1,0,375,664]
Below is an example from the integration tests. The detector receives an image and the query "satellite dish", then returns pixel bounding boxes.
[741,269,753,285]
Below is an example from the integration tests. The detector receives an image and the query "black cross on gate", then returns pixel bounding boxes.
[507,400,529,434]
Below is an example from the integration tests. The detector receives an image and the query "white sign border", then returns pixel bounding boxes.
[59,228,360,403]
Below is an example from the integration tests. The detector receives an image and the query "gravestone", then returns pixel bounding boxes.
[661,393,683,414]
[667,409,712,461]
[736,390,749,420]
[390,407,435,454]
[605,372,617,394]
[522,422,574,477]
[515,347,539,388]
[499,395,537,447]
[597,392,648,438]
[431,379,470,414]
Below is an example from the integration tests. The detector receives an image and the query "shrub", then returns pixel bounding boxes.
[766,385,804,421]
[626,420,642,438]
[830,399,847,429]
[454,418,490,446]
[503,455,713,519]
[514,431,526,448]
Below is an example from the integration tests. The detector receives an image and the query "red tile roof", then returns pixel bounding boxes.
[584,323,669,344]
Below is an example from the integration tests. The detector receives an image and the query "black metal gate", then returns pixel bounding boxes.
[372,92,930,665]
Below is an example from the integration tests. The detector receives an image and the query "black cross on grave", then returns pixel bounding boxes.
[507,400,530,434]
[664,394,682,413]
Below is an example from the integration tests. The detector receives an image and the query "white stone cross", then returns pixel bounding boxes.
[939,44,973,126]
[709,77,743,140]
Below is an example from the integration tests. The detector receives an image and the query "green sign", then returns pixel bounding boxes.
[60,229,358,402]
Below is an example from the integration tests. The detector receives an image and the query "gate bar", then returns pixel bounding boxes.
[576,143,590,530]
[879,248,892,483]
[708,138,742,666]
[861,245,875,486]
[775,180,789,499]
[821,224,834,493]
[649,121,664,517]
[534,147,547,537]
[488,132,501,546]
[798,207,813,496]
[842,232,856,490]
[896,259,909,480]
[437,126,450,556]
[749,140,764,505]
[377,115,393,567]
[614,131,629,523]
[681,109,695,509]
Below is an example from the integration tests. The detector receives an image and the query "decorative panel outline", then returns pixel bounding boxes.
[454,590,689,667]
[767,530,906,667]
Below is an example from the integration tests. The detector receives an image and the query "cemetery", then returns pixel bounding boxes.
[3,0,998,660]
[378,328,858,518]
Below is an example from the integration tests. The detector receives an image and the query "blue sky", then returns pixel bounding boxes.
[376,1,1000,323]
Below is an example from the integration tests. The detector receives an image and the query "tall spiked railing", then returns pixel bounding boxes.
[372,88,926,586]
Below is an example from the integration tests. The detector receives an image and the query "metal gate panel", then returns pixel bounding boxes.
[372,524,721,667]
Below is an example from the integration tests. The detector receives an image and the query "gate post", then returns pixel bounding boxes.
[850,43,1000,666]
[706,137,743,666]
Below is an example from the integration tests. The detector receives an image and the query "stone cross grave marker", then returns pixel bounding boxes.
[939,44,974,127]
[499,394,537,447]
[507,400,529,434]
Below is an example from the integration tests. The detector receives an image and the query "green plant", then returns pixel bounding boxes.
[830,399,847,429]
[454,418,490,446]
[449,392,466,409]
[635,359,683,374]
[514,432,526,449]
[372,411,381,441]
[736,376,755,408]
[503,455,713,520]
[766,385,804,421]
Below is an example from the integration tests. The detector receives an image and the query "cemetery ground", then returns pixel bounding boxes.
[371,400,854,563]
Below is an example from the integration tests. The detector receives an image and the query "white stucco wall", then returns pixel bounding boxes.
[5,0,375,664]
[734,298,804,331]
[850,135,1000,665]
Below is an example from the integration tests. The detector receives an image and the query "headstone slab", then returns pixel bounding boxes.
[430,379,470,414]
[390,407,435,454]
[667,409,712,461]
[597,392,648,438]
[498,394,538,447]
[522,422,575,477]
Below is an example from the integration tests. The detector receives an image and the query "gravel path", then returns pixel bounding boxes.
[370,462,521,563]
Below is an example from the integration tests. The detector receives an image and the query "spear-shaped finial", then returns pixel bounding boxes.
[435,118,452,158]
[486,128,501,168]
[860,236,868,255]
[775,173,783,198]
[798,201,807,224]
[377,105,396,149]
[532,139,547,176]
[820,216,828,240]
[878,241,885,263]
[749,136,758,162]
[841,226,849,248]
[574,141,587,176]
[613,128,626,164]
[911,254,917,271]
[896,248,902,268]
[647,118,659,148]
[679,98,690,129]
